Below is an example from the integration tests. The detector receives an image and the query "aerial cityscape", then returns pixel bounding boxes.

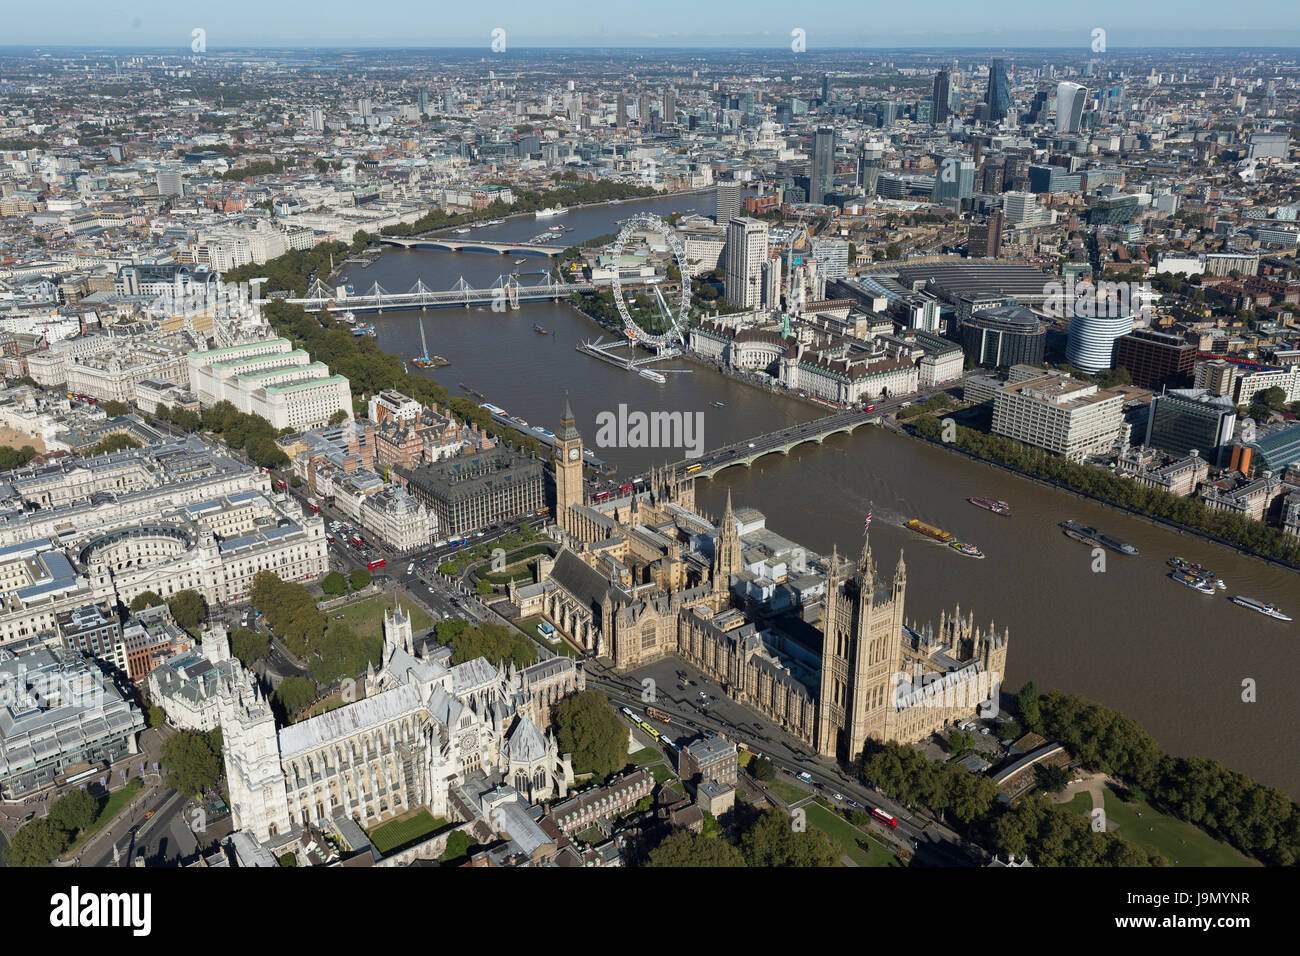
[1,3,1298,902]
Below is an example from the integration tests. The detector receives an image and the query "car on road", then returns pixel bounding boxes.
[832,792,844,801]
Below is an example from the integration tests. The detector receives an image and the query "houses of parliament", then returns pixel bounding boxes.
[509,397,1010,764]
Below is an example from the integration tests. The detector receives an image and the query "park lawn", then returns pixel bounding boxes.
[628,747,660,765]
[366,810,449,854]
[766,778,810,806]
[647,763,678,786]
[66,779,144,853]
[1098,787,1258,867]
[330,595,432,643]
[802,802,904,868]
[1065,786,1257,867]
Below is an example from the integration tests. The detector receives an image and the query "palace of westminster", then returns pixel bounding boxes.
[515,397,1009,763]
[219,396,1007,844]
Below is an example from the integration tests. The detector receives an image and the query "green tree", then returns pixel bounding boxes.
[738,808,839,867]
[1035,764,1072,793]
[130,591,164,612]
[0,444,38,470]
[167,589,207,629]
[4,818,69,866]
[230,628,271,665]
[1017,680,1042,732]
[321,571,347,596]
[349,569,371,591]
[645,829,746,867]
[147,705,167,729]
[161,729,224,797]
[273,675,320,718]
[751,757,776,782]
[102,399,130,417]
[555,691,626,782]
[88,433,142,456]
[46,788,98,833]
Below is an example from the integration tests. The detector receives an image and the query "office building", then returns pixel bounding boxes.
[1002,191,1039,225]
[1056,82,1088,134]
[958,304,1047,368]
[156,168,183,197]
[401,447,545,536]
[0,645,145,798]
[616,92,627,128]
[811,238,850,280]
[1144,390,1237,467]
[932,159,976,205]
[811,127,836,205]
[1114,329,1197,389]
[932,69,950,125]
[715,180,742,226]
[724,217,769,310]
[1066,310,1135,373]
[985,58,1010,123]
[968,208,1004,258]
[993,372,1125,461]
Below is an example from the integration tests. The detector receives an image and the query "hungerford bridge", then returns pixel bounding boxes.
[378,236,568,256]
[258,275,593,313]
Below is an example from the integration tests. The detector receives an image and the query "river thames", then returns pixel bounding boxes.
[340,192,1300,797]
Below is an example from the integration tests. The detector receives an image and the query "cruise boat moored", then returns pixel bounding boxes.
[1230,596,1293,621]
[1171,570,1216,595]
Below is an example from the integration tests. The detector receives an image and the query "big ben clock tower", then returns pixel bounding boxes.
[553,395,584,532]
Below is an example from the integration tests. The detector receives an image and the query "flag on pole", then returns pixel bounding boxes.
[863,511,872,534]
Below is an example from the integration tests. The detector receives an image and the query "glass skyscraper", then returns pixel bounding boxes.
[811,127,835,205]
[985,58,1010,122]
[932,69,950,125]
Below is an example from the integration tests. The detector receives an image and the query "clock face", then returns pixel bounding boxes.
[568,447,580,461]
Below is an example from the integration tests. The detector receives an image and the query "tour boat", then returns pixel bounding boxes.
[949,541,985,559]
[536,206,567,218]
[967,496,1011,516]
[1171,570,1216,595]
[639,369,667,384]
[1230,596,1293,622]
[711,401,726,408]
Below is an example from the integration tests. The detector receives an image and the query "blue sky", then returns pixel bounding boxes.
[5,0,1299,48]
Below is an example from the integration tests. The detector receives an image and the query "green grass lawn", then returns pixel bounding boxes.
[519,617,579,657]
[628,747,660,765]
[1065,786,1258,867]
[648,763,678,786]
[802,802,903,867]
[766,778,811,806]
[329,594,433,643]
[366,810,448,854]
[67,779,144,853]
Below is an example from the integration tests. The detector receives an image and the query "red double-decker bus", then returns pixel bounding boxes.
[871,807,898,829]
[367,558,387,571]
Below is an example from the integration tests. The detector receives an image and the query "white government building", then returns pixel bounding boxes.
[187,337,352,431]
